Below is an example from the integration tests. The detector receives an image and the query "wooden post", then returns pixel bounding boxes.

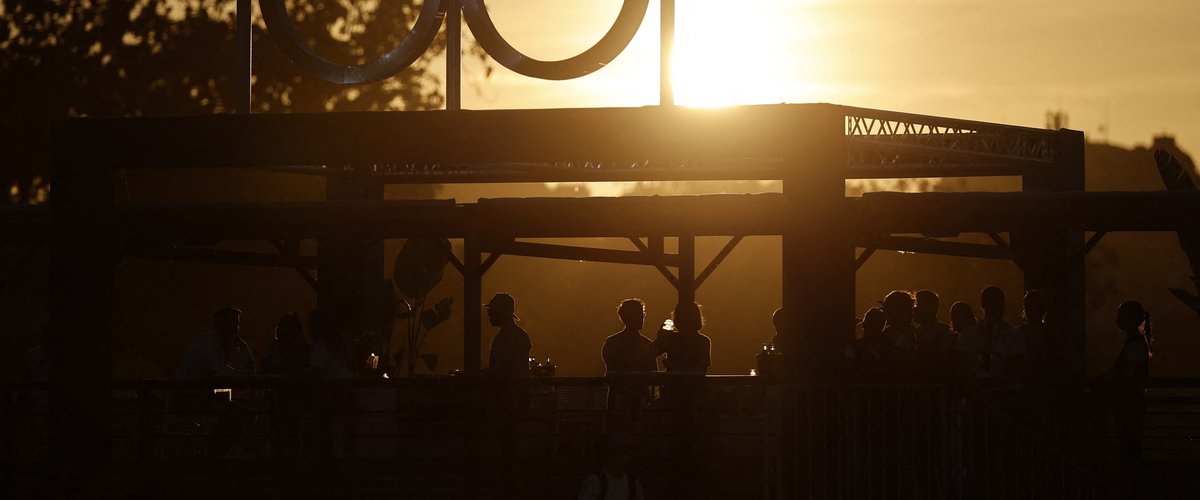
[234,0,252,114]
[1016,129,1086,383]
[463,235,482,375]
[780,106,852,382]
[318,177,384,343]
[678,234,695,304]
[660,0,675,107]
[49,131,114,494]
[446,0,461,111]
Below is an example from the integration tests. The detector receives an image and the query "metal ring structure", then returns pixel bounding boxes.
[260,0,446,84]
[461,0,648,81]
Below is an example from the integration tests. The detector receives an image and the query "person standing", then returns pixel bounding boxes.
[1110,301,1152,486]
[603,299,658,376]
[653,302,712,376]
[485,292,532,500]
[603,299,658,413]
[263,312,312,375]
[955,286,1025,390]
[486,293,532,379]
[174,306,256,457]
[881,291,919,381]
[914,290,954,382]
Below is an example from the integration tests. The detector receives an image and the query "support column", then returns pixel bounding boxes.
[318,177,384,343]
[678,234,695,304]
[463,235,482,376]
[780,106,854,382]
[49,143,113,494]
[1015,130,1086,384]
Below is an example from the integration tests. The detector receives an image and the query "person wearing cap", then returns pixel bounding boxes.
[486,292,531,379]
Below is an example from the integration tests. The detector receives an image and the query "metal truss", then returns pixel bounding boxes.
[842,106,1060,175]
[264,106,1063,182]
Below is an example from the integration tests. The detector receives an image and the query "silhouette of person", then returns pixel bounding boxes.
[949,301,977,336]
[955,286,1025,390]
[577,431,646,500]
[486,292,532,379]
[308,309,354,379]
[603,299,658,413]
[263,312,312,375]
[1019,290,1052,388]
[770,307,785,348]
[881,291,919,380]
[653,302,712,375]
[261,312,312,457]
[914,290,954,382]
[174,307,256,457]
[176,307,256,380]
[485,293,531,499]
[652,303,711,495]
[759,307,785,378]
[849,307,886,382]
[603,299,658,376]
[1110,301,1151,477]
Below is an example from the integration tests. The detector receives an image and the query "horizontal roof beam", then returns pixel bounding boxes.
[55,105,825,170]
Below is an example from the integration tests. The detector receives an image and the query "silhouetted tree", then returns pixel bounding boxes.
[0,0,483,202]
[1153,147,1200,315]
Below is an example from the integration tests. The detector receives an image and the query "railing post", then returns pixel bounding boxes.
[659,0,674,106]
[677,234,695,304]
[49,120,114,496]
[446,0,462,111]
[235,0,252,114]
[781,105,853,383]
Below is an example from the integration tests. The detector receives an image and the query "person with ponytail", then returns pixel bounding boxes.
[1111,300,1152,476]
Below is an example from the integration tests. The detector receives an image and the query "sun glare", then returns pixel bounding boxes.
[670,0,807,107]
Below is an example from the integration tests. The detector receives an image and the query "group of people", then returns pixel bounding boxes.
[842,285,1151,398]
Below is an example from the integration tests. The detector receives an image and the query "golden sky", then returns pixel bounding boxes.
[455,0,1200,153]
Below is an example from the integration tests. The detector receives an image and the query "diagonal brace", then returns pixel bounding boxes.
[695,236,743,289]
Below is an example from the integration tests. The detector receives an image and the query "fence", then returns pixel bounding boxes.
[1,377,1123,499]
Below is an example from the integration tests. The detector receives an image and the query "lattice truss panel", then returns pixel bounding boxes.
[844,108,1059,170]
[276,108,1061,181]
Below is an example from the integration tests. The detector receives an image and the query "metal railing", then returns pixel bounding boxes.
[1,378,1126,499]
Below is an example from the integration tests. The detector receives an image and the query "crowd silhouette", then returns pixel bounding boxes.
[8,284,1156,497]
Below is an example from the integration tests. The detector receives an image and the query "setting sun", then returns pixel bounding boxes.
[670,0,811,107]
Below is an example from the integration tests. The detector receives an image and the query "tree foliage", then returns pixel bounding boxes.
[0,0,482,202]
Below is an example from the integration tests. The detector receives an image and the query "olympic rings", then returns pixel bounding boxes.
[460,0,649,81]
[260,0,446,85]
[261,1,650,84]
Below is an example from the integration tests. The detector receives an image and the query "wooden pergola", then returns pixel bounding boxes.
[16,102,1197,466]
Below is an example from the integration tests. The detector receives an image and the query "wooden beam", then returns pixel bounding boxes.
[480,252,502,275]
[95,191,1200,245]
[695,236,743,289]
[269,240,321,292]
[628,237,679,289]
[678,235,696,304]
[56,105,819,171]
[855,247,876,270]
[483,240,682,267]
[131,246,320,269]
[860,235,1015,261]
